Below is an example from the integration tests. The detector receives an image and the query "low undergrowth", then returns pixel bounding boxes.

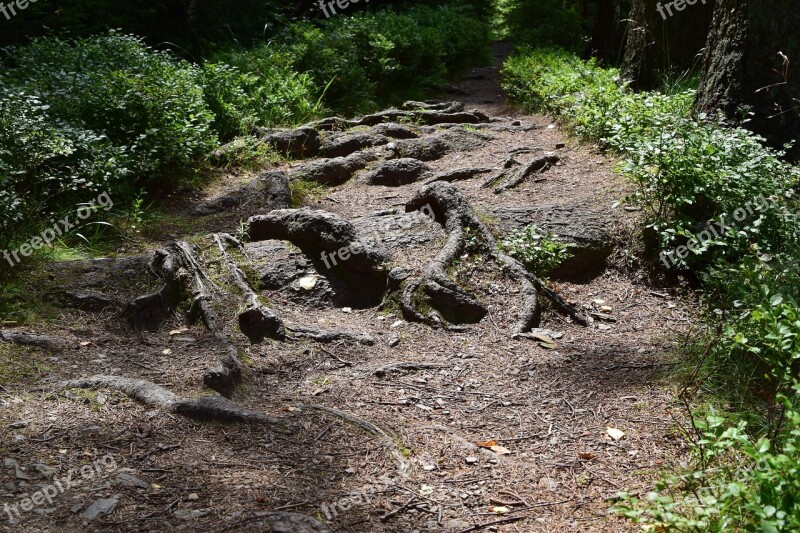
[0,5,489,262]
[503,48,800,530]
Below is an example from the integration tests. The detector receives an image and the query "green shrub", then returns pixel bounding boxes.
[204,50,324,139]
[499,224,572,276]
[0,87,129,248]
[2,32,216,180]
[283,6,490,113]
[614,399,800,531]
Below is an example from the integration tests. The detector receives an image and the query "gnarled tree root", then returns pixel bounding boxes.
[402,182,589,332]
[286,326,375,346]
[58,375,279,425]
[303,404,410,472]
[126,241,244,398]
[493,154,559,194]
[213,233,286,344]
[248,208,391,307]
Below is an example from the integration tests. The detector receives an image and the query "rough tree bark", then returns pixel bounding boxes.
[694,0,800,158]
[621,0,715,90]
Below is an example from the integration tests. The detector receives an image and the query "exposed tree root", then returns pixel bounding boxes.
[222,512,332,532]
[306,103,487,132]
[0,330,62,350]
[192,170,291,216]
[402,182,589,332]
[304,404,410,472]
[288,151,379,186]
[248,208,390,306]
[493,154,559,194]
[423,166,494,185]
[373,362,450,377]
[286,325,376,345]
[126,242,244,398]
[213,233,286,344]
[58,375,279,425]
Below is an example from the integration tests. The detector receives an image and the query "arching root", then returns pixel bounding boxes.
[58,375,279,425]
[493,154,559,194]
[400,182,589,333]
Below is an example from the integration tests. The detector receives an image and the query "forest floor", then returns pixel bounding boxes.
[0,45,697,532]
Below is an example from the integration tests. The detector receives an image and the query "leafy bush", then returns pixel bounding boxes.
[614,398,800,531]
[499,224,572,276]
[2,32,216,180]
[204,50,324,140]
[282,6,490,113]
[0,87,129,248]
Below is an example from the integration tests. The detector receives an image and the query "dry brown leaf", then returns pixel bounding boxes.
[578,452,596,460]
[490,445,512,455]
[475,440,498,448]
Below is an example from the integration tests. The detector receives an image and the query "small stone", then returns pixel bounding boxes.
[555,142,566,149]
[341,307,353,314]
[81,497,119,519]
[187,493,199,501]
[423,464,436,471]
[390,320,405,329]
[511,120,522,126]
[465,456,478,465]
[388,336,400,347]
[116,472,148,489]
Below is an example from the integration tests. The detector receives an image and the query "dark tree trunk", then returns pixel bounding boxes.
[621,0,715,90]
[694,0,800,157]
[591,0,624,63]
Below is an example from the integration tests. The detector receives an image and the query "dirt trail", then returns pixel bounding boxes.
[0,46,693,532]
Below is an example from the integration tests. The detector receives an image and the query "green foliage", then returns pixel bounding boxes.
[614,399,800,531]
[499,224,571,276]
[282,6,490,113]
[503,47,800,531]
[203,51,324,140]
[3,32,216,180]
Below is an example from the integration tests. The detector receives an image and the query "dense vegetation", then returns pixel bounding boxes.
[504,47,800,530]
[0,4,488,255]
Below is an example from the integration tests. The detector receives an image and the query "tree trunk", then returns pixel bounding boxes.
[590,0,624,63]
[621,0,715,90]
[694,0,800,157]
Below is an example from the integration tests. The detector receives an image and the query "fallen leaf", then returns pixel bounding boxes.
[169,329,187,336]
[492,506,511,514]
[475,440,498,448]
[162,348,172,355]
[578,452,596,460]
[600,305,613,313]
[490,445,511,455]
[79,341,91,346]
[607,427,625,441]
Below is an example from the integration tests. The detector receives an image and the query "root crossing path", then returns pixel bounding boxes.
[1,45,692,532]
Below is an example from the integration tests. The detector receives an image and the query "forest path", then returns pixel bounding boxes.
[0,44,693,532]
